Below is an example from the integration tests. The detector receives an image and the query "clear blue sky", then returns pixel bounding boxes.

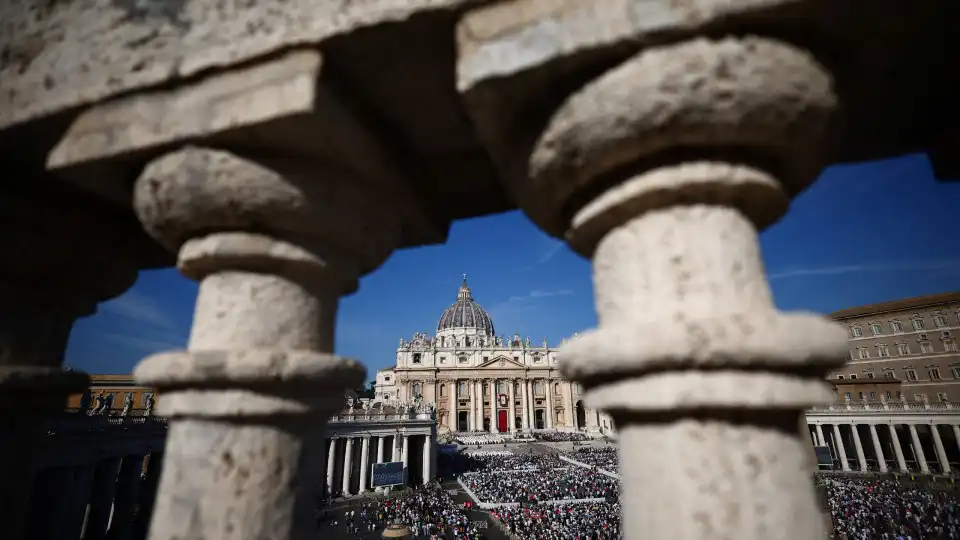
[66,153,960,383]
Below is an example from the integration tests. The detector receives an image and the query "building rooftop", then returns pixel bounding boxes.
[828,291,960,320]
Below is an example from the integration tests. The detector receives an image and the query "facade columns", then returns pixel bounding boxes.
[930,425,951,474]
[868,425,888,473]
[133,452,165,540]
[908,424,930,473]
[520,379,530,431]
[953,425,960,456]
[449,379,457,431]
[546,380,554,429]
[815,424,826,447]
[342,438,354,496]
[508,379,517,433]
[326,439,337,496]
[564,382,574,428]
[832,425,850,471]
[62,465,97,540]
[489,378,498,433]
[526,380,535,429]
[376,436,385,465]
[358,437,371,493]
[401,435,410,480]
[888,425,908,472]
[850,424,868,471]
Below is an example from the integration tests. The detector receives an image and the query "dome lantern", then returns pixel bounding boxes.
[436,274,495,338]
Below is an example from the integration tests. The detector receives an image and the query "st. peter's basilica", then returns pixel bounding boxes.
[375,276,614,435]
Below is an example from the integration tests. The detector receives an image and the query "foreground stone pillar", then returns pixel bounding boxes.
[462,34,847,539]
[130,145,420,539]
[0,184,143,540]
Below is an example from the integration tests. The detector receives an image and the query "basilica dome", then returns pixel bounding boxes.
[436,275,495,337]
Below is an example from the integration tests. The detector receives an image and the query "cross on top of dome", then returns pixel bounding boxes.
[457,273,473,300]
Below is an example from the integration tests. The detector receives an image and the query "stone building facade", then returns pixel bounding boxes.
[65,374,159,415]
[376,277,614,434]
[4,2,960,540]
[828,292,960,403]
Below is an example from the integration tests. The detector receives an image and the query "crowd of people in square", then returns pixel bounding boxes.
[824,477,959,540]
[455,434,507,445]
[534,431,590,442]
[321,484,485,538]
[566,446,619,474]
[491,501,622,540]
[463,466,619,503]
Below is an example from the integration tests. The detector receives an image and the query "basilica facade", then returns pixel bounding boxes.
[375,277,614,434]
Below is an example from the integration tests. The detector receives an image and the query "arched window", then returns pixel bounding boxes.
[464,337,471,347]
[553,382,561,395]
[412,382,422,397]
[439,384,446,398]
[515,381,521,393]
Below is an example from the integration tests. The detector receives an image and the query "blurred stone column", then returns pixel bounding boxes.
[130,139,429,539]
[132,451,165,540]
[458,20,847,537]
[0,182,146,540]
[83,457,122,540]
[109,455,145,540]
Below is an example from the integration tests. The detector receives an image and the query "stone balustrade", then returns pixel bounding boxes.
[2,2,959,540]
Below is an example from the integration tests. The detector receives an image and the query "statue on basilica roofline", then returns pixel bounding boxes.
[542,336,548,348]
[525,336,532,348]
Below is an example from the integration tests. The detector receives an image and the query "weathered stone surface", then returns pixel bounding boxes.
[0,0,473,130]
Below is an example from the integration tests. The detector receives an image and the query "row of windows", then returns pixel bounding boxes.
[835,365,960,382]
[850,312,957,338]
[410,380,584,397]
[851,337,957,359]
[409,353,553,365]
[842,390,949,403]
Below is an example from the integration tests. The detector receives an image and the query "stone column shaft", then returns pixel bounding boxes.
[868,425,888,473]
[815,424,826,447]
[342,438,354,496]
[82,458,122,540]
[421,435,433,484]
[326,439,337,496]
[832,425,850,471]
[132,451,165,540]
[546,380,554,429]
[908,424,929,473]
[489,378,498,433]
[376,436,385,464]
[888,425,908,472]
[109,455,144,540]
[850,424,868,471]
[449,379,457,431]
[525,380,534,429]
[953,425,960,456]
[519,380,529,431]
[401,436,410,485]
[358,437,370,492]
[508,379,516,433]
[564,382,574,428]
[930,424,951,474]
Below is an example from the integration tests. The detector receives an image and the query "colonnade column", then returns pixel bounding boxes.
[868,425,888,473]
[909,425,930,473]
[342,438,354,496]
[519,379,530,431]
[525,380,534,429]
[832,425,851,471]
[401,435,410,484]
[930,425,951,474]
[489,378,498,433]
[851,424,868,471]
[449,379,457,431]
[109,455,144,540]
[564,382,574,429]
[889,425,908,472]
[815,424,826,447]
[474,380,482,431]
[508,380,516,433]
[422,435,433,484]
[126,131,434,538]
[358,437,370,493]
[953,425,960,456]
[326,439,337,496]
[376,436,385,466]
[82,457,122,540]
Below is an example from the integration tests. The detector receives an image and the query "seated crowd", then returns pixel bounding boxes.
[325,484,484,538]
[455,433,507,445]
[567,446,619,474]
[824,477,960,540]
[461,452,562,473]
[535,431,590,442]
[463,467,618,503]
[492,501,622,540]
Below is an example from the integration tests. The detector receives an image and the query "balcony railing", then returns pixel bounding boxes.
[808,400,960,413]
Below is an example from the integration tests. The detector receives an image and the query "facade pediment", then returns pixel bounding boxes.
[476,355,526,370]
